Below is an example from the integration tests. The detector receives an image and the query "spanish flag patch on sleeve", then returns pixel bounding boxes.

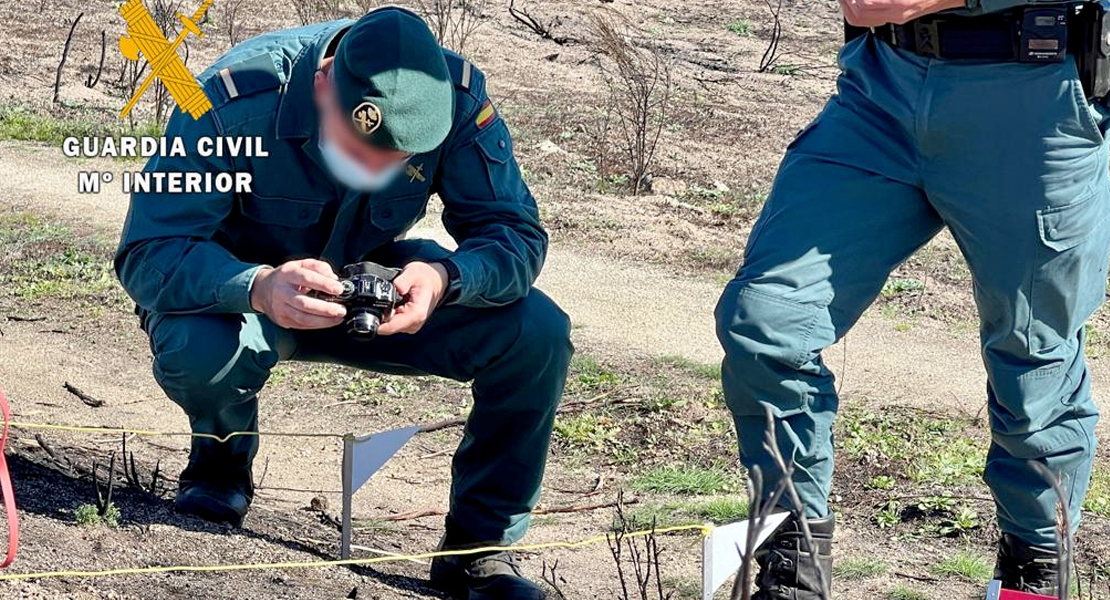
[476,99,497,129]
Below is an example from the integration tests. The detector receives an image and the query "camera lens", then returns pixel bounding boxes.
[348,310,381,340]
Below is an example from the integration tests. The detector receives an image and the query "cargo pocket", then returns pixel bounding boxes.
[1028,191,1110,354]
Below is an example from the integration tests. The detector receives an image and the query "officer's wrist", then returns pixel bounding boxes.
[431,259,462,306]
[249,266,275,314]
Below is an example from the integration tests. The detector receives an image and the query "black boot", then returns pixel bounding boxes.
[428,519,546,600]
[173,437,253,527]
[994,533,1060,595]
[751,513,835,600]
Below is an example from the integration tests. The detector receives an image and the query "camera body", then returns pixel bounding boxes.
[314,262,403,340]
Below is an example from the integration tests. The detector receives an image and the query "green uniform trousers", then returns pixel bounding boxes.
[144,242,573,545]
[716,35,1108,547]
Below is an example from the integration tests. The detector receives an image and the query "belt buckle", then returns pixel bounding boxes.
[913,20,942,58]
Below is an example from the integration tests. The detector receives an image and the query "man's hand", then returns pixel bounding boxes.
[840,0,963,27]
[377,261,449,336]
[250,259,348,329]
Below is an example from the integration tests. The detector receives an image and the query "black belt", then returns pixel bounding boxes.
[861,5,1078,61]
[875,16,1019,60]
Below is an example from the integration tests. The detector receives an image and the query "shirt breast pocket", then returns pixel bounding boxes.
[474,121,528,202]
[235,194,329,263]
[369,193,428,240]
[240,194,326,227]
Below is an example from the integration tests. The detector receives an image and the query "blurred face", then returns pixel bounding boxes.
[312,61,411,177]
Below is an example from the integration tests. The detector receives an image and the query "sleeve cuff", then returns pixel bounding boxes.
[435,257,464,306]
[215,263,266,314]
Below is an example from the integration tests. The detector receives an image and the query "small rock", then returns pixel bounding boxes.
[537,140,566,156]
[649,176,687,197]
[713,181,731,193]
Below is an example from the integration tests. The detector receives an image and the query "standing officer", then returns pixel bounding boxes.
[115,8,572,599]
[716,0,1109,596]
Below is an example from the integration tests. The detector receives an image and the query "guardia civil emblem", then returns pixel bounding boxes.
[352,101,382,135]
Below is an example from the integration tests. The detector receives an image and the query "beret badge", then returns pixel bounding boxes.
[351,101,383,136]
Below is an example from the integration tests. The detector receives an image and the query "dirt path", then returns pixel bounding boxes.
[4,141,1104,425]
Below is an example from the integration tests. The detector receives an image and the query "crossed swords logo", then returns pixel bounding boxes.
[118,0,214,120]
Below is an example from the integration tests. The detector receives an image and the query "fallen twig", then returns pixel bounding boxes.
[893,571,941,583]
[64,382,104,407]
[508,0,570,45]
[6,315,46,322]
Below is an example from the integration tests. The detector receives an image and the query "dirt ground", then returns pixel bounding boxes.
[1,0,1110,599]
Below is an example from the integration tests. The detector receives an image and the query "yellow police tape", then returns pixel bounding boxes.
[0,524,712,582]
[0,421,715,582]
[7,421,344,442]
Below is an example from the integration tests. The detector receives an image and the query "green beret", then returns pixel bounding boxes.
[333,7,454,154]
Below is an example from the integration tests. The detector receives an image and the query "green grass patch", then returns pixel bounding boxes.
[907,436,984,487]
[1084,469,1110,517]
[0,103,162,146]
[726,20,754,37]
[882,278,926,299]
[658,355,720,380]
[553,413,620,451]
[613,496,747,531]
[866,475,896,491]
[570,355,621,390]
[684,496,748,522]
[615,504,689,531]
[838,408,985,487]
[932,550,992,582]
[835,556,889,580]
[888,584,929,600]
[633,464,733,495]
[0,212,123,304]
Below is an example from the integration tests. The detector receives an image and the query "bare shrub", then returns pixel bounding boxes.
[352,0,384,15]
[418,0,488,54]
[53,12,83,104]
[147,0,189,127]
[294,0,346,26]
[758,0,784,73]
[222,0,249,47]
[588,13,672,195]
[608,491,674,600]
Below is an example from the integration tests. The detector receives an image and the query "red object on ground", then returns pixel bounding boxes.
[0,389,19,567]
[986,580,1057,600]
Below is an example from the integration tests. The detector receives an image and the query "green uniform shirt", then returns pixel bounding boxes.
[115,20,546,314]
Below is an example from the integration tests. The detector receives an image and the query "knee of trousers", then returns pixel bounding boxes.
[483,291,574,391]
[715,279,828,418]
[148,313,275,415]
[985,348,1100,460]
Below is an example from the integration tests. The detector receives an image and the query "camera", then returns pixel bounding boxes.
[312,261,404,340]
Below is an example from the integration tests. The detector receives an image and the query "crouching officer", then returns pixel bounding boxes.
[716,0,1110,597]
[115,8,572,598]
